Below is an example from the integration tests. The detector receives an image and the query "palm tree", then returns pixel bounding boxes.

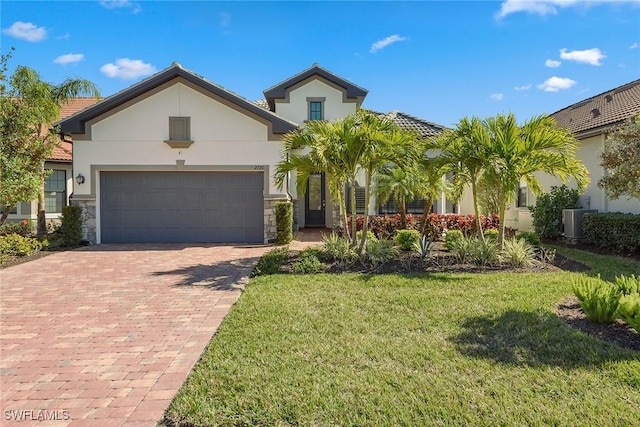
[275,116,364,242]
[375,166,418,229]
[10,66,100,236]
[414,154,455,236]
[431,117,493,241]
[482,113,589,246]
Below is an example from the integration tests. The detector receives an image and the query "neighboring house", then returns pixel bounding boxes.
[58,63,450,244]
[6,98,98,226]
[503,79,640,232]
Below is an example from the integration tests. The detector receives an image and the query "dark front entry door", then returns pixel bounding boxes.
[305,173,325,227]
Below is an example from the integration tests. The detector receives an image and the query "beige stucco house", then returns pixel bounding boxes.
[59,63,451,244]
[502,79,640,232]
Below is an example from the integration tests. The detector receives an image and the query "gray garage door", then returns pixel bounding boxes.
[100,171,263,243]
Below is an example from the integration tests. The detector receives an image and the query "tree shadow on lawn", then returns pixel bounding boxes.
[451,310,640,368]
[152,256,262,290]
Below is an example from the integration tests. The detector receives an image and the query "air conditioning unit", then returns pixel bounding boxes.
[563,209,597,239]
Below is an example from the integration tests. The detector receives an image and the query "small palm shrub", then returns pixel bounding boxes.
[536,246,556,264]
[395,229,420,251]
[444,230,464,250]
[572,274,621,323]
[517,231,541,247]
[501,238,536,267]
[615,274,640,296]
[322,233,357,264]
[467,238,500,266]
[364,239,397,268]
[618,294,640,333]
[451,236,499,266]
[292,248,326,274]
[252,247,289,277]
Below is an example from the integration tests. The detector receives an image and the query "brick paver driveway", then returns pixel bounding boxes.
[0,244,269,426]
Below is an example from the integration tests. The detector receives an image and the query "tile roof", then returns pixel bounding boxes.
[59,63,297,136]
[374,110,447,138]
[254,99,271,111]
[551,79,640,135]
[48,98,99,162]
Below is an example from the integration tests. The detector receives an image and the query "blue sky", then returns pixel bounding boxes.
[2,0,639,127]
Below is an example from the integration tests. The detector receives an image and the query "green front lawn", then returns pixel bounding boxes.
[164,250,640,426]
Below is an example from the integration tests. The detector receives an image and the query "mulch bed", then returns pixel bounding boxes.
[0,251,57,270]
[557,296,640,352]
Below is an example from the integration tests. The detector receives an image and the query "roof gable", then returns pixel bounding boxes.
[58,63,297,136]
[263,63,368,110]
[551,79,640,136]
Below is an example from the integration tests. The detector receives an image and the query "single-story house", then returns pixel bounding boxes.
[59,63,453,244]
[5,98,98,226]
[504,79,640,232]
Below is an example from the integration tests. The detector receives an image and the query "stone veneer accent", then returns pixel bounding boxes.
[332,201,342,231]
[71,199,97,243]
[292,199,300,232]
[264,197,290,243]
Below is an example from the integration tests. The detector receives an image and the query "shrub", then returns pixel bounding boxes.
[322,233,357,264]
[413,235,434,261]
[615,274,640,296]
[582,213,640,253]
[451,236,500,266]
[395,229,420,251]
[530,185,580,239]
[536,246,556,265]
[0,220,33,237]
[292,248,326,274]
[484,229,499,241]
[618,293,640,334]
[0,233,43,257]
[275,202,293,245]
[572,274,621,323]
[517,231,541,247]
[59,206,83,247]
[444,230,464,251]
[364,238,397,268]
[252,247,289,277]
[356,230,378,244]
[467,238,500,267]
[501,238,536,268]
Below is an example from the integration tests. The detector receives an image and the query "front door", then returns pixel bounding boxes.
[305,173,325,227]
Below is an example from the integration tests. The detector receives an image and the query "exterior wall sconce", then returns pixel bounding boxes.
[76,173,85,185]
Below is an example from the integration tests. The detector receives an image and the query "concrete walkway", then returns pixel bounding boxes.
[0,244,269,426]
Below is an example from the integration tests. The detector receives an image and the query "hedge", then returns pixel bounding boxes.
[582,212,640,252]
[347,213,500,240]
[275,202,293,245]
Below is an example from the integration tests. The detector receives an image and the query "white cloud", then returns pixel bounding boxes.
[100,0,141,13]
[53,53,84,65]
[2,21,47,42]
[514,84,532,91]
[100,58,156,79]
[490,93,504,101]
[545,59,561,68]
[496,0,576,18]
[630,42,639,49]
[559,48,605,65]
[537,76,577,92]
[370,35,407,53]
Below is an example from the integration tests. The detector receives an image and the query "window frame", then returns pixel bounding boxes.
[44,169,67,213]
[306,97,325,121]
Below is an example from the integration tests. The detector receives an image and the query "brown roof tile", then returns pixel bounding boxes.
[551,79,640,135]
[47,98,99,162]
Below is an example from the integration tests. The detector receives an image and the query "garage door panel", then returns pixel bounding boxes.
[100,171,263,243]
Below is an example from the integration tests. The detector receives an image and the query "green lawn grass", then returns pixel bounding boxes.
[164,250,640,426]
